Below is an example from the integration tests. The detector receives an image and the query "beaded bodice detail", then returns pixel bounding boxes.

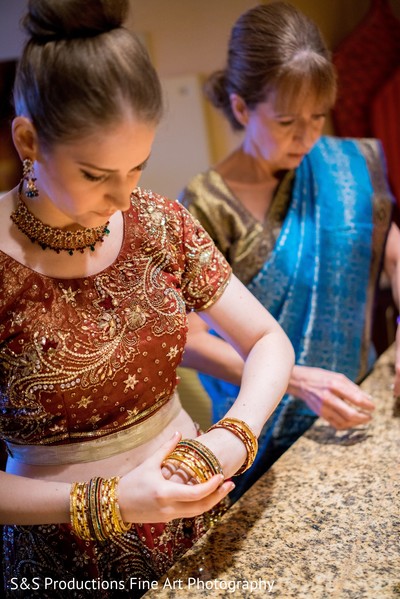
[0,188,231,446]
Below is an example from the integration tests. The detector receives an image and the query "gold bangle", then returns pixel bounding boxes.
[89,477,107,541]
[108,476,132,535]
[164,449,210,483]
[208,417,258,475]
[70,476,131,541]
[177,439,223,476]
[162,438,223,483]
[70,481,95,541]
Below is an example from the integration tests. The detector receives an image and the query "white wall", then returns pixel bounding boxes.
[139,75,212,199]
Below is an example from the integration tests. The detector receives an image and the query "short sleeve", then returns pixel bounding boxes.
[179,205,232,311]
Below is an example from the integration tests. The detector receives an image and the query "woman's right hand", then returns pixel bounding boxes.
[118,432,234,524]
[288,365,375,430]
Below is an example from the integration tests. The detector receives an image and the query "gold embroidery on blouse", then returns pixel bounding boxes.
[0,188,231,445]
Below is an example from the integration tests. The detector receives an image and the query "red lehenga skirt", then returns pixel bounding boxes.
[3,502,228,599]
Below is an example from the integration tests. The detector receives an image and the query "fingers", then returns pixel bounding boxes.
[311,371,375,429]
[163,472,227,503]
[155,474,233,521]
[393,364,400,397]
[162,458,197,484]
[320,390,373,430]
[330,375,375,413]
[321,401,371,429]
[157,433,198,483]
[134,427,237,519]
[159,437,228,497]
[174,478,235,518]
[298,367,375,430]
[194,479,234,513]
[158,431,182,459]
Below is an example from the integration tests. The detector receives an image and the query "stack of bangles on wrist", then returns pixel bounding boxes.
[162,418,258,481]
[207,417,258,475]
[70,476,131,541]
[162,438,224,483]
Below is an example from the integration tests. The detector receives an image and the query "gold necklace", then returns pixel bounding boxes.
[11,186,110,256]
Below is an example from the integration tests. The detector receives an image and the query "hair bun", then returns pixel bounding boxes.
[23,0,128,42]
[204,70,229,109]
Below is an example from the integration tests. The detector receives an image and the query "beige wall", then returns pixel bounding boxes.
[127,0,400,162]
[1,1,399,164]
[126,0,260,161]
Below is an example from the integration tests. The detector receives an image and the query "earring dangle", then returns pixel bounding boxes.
[22,158,39,198]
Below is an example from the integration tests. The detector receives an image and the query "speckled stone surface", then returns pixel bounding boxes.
[145,346,400,598]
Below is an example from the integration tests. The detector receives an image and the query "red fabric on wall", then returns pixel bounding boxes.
[332,0,400,137]
[371,67,400,205]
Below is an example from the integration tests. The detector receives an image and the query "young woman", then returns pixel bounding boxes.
[0,1,294,596]
[180,1,400,501]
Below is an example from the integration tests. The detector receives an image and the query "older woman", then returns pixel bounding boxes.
[180,1,400,501]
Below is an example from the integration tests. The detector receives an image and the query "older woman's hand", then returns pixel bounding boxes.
[288,365,375,430]
[393,325,400,397]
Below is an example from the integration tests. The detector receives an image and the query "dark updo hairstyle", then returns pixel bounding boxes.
[205,1,337,131]
[13,0,163,149]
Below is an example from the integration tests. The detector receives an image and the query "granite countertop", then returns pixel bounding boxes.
[145,346,400,598]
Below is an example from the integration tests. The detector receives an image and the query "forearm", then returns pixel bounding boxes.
[185,275,294,476]
[197,276,294,436]
[383,223,400,310]
[182,331,244,386]
[0,471,70,525]
[182,310,244,385]
[197,326,294,477]
[224,329,294,436]
[383,224,400,389]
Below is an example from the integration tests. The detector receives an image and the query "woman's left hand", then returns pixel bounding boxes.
[162,428,248,484]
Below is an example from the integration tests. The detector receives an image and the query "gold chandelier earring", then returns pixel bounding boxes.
[22,158,39,198]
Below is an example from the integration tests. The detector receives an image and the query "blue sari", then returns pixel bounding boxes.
[181,137,393,500]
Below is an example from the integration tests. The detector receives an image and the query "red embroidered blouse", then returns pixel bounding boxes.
[0,188,231,447]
